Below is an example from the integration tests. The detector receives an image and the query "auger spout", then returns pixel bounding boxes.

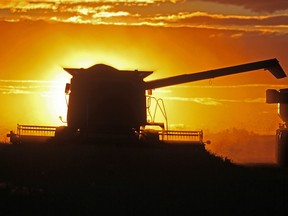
[144,58,286,90]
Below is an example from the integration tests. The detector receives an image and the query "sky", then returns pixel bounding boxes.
[0,0,288,145]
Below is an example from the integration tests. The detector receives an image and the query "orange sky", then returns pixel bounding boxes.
[0,1,288,146]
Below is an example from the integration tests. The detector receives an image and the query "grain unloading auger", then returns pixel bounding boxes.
[144,58,285,89]
[7,58,286,145]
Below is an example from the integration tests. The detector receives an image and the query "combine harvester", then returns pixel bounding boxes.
[7,58,286,147]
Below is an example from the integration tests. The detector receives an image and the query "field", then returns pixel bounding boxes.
[0,141,288,215]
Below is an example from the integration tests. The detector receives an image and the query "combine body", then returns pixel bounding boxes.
[7,58,286,144]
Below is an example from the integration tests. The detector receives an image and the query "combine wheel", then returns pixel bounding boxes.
[54,126,75,144]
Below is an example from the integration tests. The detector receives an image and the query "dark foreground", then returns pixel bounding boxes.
[0,142,287,215]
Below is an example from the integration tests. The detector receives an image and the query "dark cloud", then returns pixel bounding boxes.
[159,13,288,26]
[1,1,288,34]
[195,0,288,12]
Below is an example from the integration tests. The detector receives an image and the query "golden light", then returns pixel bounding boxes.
[28,65,71,127]
[60,50,148,71]
[48,71,71,124]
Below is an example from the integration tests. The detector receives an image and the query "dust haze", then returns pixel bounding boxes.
[206,128,276,164]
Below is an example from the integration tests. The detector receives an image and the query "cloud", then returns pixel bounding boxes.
[149,12,288,33]
[0,80,63,95]
[0,79,60,83]
[167,96,222,105]
[163,96,266,105]
[170,84,288,89]
[194,0,288,13]
[155,84,285,106]
[0,1,141,25]
[0,0,287,33]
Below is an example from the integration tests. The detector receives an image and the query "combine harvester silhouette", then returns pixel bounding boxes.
[8,58,286,151]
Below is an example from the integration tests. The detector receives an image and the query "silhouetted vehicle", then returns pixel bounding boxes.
[266,88,288,167]
[59,58,286,141]
[7,58,286,145]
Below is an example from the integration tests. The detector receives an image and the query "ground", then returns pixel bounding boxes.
[0,142,287,215]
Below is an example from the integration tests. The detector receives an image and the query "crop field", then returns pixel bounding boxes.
[0,142,287,215]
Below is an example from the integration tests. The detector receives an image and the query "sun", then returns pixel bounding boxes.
[41,69,72,126]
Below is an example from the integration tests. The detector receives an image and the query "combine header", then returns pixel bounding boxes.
[7,125,57,145]
[7,58,286,145]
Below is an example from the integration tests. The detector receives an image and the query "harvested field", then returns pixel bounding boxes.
[0,142,287,215]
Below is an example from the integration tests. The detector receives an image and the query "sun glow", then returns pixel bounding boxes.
[38,69,71,126]
[61,51,148,71]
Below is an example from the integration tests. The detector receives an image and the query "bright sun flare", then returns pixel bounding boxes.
[42,70,72,126]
